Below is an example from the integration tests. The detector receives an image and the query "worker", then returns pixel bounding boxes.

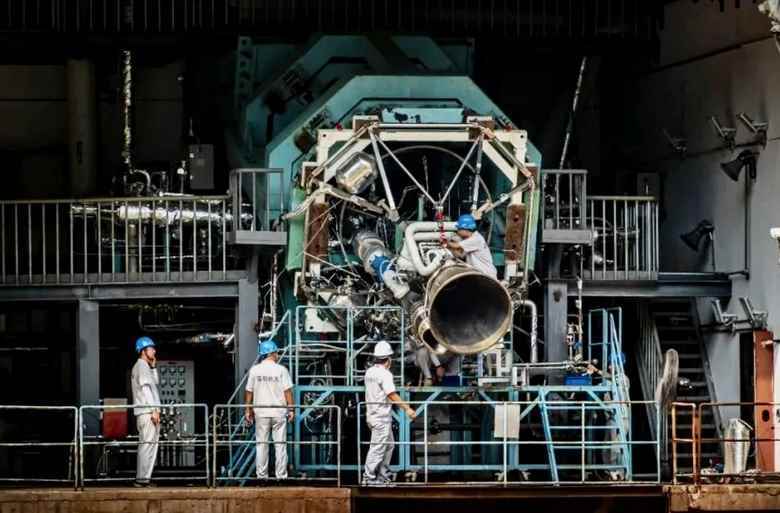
[446,213,498,279]
[432,351,462,385]
[130,336,161,487]
[363,341,417,485]
[244,339,294,481]
[404,339,435,386]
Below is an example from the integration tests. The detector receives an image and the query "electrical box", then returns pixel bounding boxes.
[188,144,214,190]
[102,398,128,439]
[157,360,196,467]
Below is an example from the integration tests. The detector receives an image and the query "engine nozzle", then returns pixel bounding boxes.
[425,264,512,355]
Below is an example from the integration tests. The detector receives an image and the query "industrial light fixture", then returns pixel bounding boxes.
[663,129,687,157]
[680,220,716,273]
[770,227,780,265]
[680,220,714,251]
[708,297,767,332]
[720,150,759,182]
[710,116,737,150]
[738,113,768,147]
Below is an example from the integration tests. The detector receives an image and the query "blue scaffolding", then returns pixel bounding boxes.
[214,304,651,485]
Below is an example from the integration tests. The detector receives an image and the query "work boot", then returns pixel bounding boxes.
[423,378,433,386]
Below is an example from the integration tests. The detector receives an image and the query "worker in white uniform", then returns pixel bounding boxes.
[244,339,294,480]
[446,213,498,279]
[130,336,161,487]
[363,341,417,485]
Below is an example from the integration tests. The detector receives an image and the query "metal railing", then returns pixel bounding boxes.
[79,403,210,488]
[357,399,660,485]
[541,169,588,232]
[230,168,284,233]
[587,195,659,280]
[671,402,698,484]
[212,404,341,486]
[294,305,405,387]
[673,401,780,484]
[0,196,241,286]
[637,305,664,447]
[0,405,78,489]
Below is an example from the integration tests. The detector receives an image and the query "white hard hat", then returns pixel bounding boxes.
[373,341,394,358]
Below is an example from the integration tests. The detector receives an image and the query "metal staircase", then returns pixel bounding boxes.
[638,300,721,476]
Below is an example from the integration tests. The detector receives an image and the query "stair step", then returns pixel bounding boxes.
[678,354,701,360]
[677,395,712,401]
[657,326,697,333]
[661,339,699,346]
[652,311,691,317]
[675,409,714,416]
[679,367,705,373]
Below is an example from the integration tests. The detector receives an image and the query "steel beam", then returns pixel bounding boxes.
[570,273,732,298]
[234,253,259,387]
[77,300,99,435]
[544,280,568,383]
[0,280,243,302]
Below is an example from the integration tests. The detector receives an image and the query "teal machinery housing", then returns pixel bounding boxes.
[221,35,632,484]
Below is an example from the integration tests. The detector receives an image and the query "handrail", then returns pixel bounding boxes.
[637,305,664,444]
[0,195,231,205]
[0,405,79,489]
[212,403,342,487]
[78,403,210,488]
[357,399,660,485]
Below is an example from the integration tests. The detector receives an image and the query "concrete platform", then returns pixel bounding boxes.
[2,485,780,513]
[0,487,351,513]
[666,484,780,512]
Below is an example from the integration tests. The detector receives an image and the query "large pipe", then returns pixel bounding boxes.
[518,299,538,363]
[426,263,512,355]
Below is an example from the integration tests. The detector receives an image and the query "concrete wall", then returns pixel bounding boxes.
[624,0,780,410]
[0,60,183,198]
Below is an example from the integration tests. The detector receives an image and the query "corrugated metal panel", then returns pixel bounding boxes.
[0,0,662,40]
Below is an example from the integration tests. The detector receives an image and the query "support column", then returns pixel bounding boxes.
[66,59,98,196]
[544,280,568,384]
[77,300,99,434]
[235,253,260,386]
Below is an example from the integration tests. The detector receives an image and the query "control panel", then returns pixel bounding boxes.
[157,360,195,467]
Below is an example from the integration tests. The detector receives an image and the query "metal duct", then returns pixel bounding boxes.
[425,264,512,355]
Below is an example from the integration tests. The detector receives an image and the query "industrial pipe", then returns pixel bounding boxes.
[426,263,513,355]
[518,299,539,363]
[353,231,410,299]
[402,221,457,276]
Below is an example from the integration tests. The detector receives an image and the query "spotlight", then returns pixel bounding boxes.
[680,220,714,251]
[720,150,758,182]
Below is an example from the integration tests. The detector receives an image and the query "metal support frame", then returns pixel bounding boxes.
[235,267,260,387]
[77,300,99,435]
[544,280,569,368]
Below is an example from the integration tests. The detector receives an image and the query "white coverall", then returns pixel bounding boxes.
[458,231,498,278]
[246,359,293,479]
[130,359,161,483]
[363,364,397,483]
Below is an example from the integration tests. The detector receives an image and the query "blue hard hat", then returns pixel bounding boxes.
[258,339,279,356]
[135,336,155,354]
[455,214,477,231]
